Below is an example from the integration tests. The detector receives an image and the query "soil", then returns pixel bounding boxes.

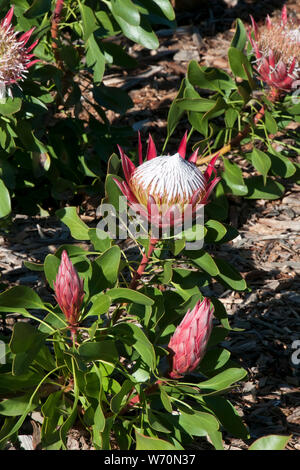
[0,0,299,451]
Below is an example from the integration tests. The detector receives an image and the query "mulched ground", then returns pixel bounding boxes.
[0,0,299,450]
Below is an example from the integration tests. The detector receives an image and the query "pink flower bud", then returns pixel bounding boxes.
[0,6,39,98]
[249,7,300,91]
[53,250,85,326]
[168,298,214,379]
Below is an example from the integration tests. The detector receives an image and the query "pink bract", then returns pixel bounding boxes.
[249,6,300,91]
[168,298,214,379]
[53,250,85,326]
[0,6,39,97]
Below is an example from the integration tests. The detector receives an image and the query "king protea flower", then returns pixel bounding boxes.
[53,250,85,326]
[249,5,300,91]
[0,6,39,98]
[113,132,220,228]
[168,298,214,379]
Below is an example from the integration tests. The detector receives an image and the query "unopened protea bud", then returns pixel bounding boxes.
[168,298,214,379]
[249,6,300,91]
[53,250,85,326]
[0,6,39,98]
[113,132,219,228]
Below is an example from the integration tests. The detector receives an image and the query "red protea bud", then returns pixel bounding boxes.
[249,6,300,91]
[167,298,214,379]
[0,6,39,98]
[113,133,220,229]
[53,250,85,326]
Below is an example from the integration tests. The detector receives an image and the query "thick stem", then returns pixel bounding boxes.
[112,237,158,324]
[128,237,158,290]
[119,380,162,416]
[51,0,64,68]
[196,87,281,166]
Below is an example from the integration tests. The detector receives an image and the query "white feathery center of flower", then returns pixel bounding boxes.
[287,28,300,43]
[130,153,206,206]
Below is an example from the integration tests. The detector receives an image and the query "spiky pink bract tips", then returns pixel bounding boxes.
[0,6,39,98]
[249,6,300,91]
[114,133,220,229]
[168,298,214,379]
[53,250,85,326]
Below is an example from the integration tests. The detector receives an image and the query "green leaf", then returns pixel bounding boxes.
[79,2,97,41]
[86,35,106,83]
[178,410,219,436]
[189,250,219,277]
[110,379,134,414]
[160,388,173,413]
[0,371,43,395]
[167,79,186,138]
[114,15,159,49]
[114,323,156,370]
[222,159,248,196]
[23,261,44,272]
[203,396,249,439]
[251,148,271,185]
[228,47,252,80]
[135,430,178,450]
[78,341,118,364]
[108,288,154,306]
[93,84,133,114]
[225,108,238,128]
[147,409,171,434]
[88,228,112,252]
[84,293,111,318]
[55,207,89,240]
[231,19,247,51]
[0,286,44,310]
[0,98,21,116]
[268,150,296,178]
[44,254,60,289]
[199,348,231,376]
[215,258,247,291]
[90,246,121,293]
[176,97,216,112]
[111,0,140,26]
[204,220,227,243]
[0,393,38,416]
[245,176,285,200]
[0,179,11,218]
[199,367,247,391]
[188,61,235,92]
[249,434,291,450]
[10,322,47,375]
[151,0,175,20]
[24,0,51,18]
[264,110,278,134]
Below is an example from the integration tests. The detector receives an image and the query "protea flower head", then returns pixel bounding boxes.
[53,250,85,326]
[0,6,39,98]
[113,132,220,229]
[168,298,214,379]
[249,5,300,91]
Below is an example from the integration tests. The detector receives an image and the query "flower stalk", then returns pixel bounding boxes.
[197,86,281,166]
[51,0,64,68]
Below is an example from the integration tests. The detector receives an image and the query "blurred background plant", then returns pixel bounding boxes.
[0,0,175,220]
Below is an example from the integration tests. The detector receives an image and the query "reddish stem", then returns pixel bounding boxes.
[51,0,64,67]
[197,87,281,166]
[128,237,158,290]
[119,380,162,416]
